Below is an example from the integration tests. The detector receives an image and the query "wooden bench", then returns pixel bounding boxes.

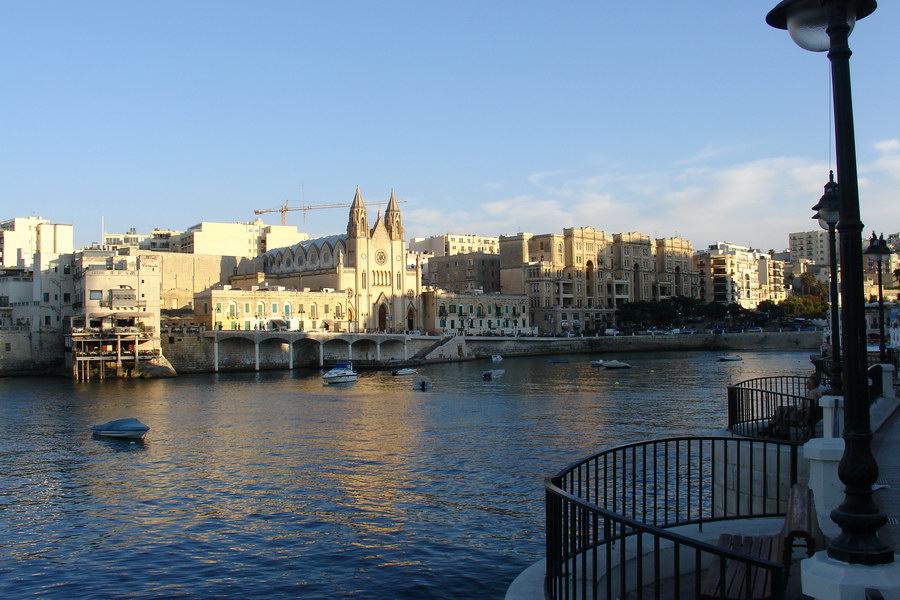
[699,483,827,600]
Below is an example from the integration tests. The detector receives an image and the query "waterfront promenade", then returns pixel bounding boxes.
[873,401,899,551]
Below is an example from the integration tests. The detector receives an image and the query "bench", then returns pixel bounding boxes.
[699,483,827,600]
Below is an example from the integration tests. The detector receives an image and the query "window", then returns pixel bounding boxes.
[63,293,71,303]
[89,290,102,300]
[310,304,317,318]
[215,302,222,313]
[244,303,250,313]
[5,343,11,351]
[324,304,330,314]
[284,303,292,317]
[43,293,50,302]
[44,316,51,326]
[272,302,278,314]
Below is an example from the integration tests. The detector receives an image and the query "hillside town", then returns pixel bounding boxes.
[1,188,898,379]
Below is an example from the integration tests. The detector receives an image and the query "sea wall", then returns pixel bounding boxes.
[159,331,821,374]
[0,329,66,376]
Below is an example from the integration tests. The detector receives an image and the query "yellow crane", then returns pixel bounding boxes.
[254,199,407,226]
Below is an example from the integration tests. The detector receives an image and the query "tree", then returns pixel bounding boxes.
[779,295,828,319]
[894,267,900,286]
[758,300,786,321]
[799,272,817,296]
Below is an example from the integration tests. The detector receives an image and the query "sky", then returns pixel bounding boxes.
[2,1,898,253]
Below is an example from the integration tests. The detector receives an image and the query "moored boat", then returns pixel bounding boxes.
[600,360,631,369]
[323,361,358,384]
[491,354,503,362]
[547,359,569,364]
[91,418,150,439]
[391,368,418,376]
[717,355,743,362]
[482,369,505,380]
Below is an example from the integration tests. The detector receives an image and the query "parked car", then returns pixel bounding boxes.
[711,328,725,335]
[746,327,763,333]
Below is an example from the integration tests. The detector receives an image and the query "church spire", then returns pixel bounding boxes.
[384,189,403,241]
[347,186,369,238]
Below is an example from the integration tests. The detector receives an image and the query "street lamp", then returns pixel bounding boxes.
[864,231,893,364]
[767,0,893,566]
[811,170,842,394]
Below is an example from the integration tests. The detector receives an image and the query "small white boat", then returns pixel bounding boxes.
[323,361,358,384]
[482,369,505,381]
[600,360,632,369]
[590,360,605,367]
[91,418,150,439]
[718,355,743,362]
[491,354,503,362]
[391,368,418,376]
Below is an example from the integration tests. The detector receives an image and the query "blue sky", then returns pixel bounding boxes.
[2,1,898,253]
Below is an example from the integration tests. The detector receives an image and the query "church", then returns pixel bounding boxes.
[261,187,423,333]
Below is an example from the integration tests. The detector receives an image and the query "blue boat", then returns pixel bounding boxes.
[91,418,150,439]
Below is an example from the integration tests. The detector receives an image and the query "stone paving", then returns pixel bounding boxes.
[872,398,899,552]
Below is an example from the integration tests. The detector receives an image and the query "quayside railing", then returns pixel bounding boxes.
[545,436,799,600]
[727,375,816,443]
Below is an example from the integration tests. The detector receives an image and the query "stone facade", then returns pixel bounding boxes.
[260,188,423,333]
[194,285,351,332]
[421,290,534,336]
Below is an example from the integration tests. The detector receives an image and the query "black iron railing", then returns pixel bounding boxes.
[545,437,798,599]
[727,376,817,443]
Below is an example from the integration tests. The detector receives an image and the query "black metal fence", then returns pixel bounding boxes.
[545,437,799,599]
[726,376,817,443]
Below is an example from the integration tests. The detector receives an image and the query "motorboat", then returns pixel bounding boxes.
[598,360,632,369]
[590,360,605,367]
[91,418,150,440]
[547,359,569,364]
[391,368,418,376]
[717,355,743,362]
[482,369,505,381]
[491,354,503,362]
[322,361,358,384]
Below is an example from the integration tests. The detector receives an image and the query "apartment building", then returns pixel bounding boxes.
[194,285,350,332]
[425,252,500,293]
[67,249,165,380]
[408,233,499,257]
[103,228,150,250]
[654,237,700,300]
[789,230,831,265]
[421,290,534,336]
[694,242,787,309]
[172,219,309,257]
[0,217,73,270]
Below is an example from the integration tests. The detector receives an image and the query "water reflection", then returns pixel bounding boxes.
[0,350,813,599]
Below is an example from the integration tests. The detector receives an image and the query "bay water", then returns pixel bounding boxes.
[0,350,814,599]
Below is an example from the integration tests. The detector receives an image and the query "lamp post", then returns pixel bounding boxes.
[811,171,842,394]
[767,0,893,565]
[864,231,893,364]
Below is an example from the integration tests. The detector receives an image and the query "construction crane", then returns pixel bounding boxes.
[255,199,407,226]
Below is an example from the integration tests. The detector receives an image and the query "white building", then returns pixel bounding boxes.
[172,219,309,257]
[0,217,73,270]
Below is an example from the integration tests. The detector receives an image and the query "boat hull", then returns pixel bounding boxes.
[91,418,149,439]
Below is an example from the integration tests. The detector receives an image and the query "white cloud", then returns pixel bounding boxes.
[406,150,898,252]
[874,139,900,153]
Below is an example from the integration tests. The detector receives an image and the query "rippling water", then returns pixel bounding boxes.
[0,350,813,599]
